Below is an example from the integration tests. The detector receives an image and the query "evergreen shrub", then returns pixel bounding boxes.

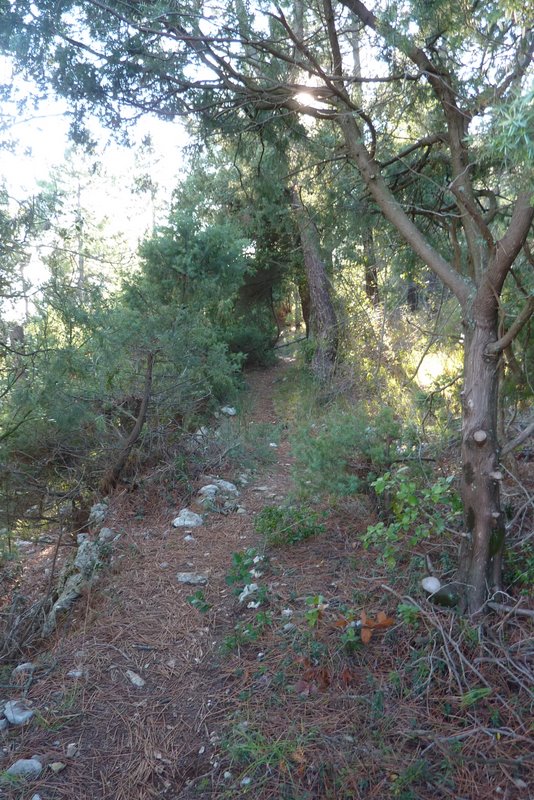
[291,404,402,500]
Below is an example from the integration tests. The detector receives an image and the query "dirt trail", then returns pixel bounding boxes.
[1,362,295,800]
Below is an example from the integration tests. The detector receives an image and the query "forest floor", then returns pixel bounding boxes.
[1,358,532,800]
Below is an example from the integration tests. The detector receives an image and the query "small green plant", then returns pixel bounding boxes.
[391,758,429,798]
[363,469,461,568]
[459,687,492,708]
[254,505,326,546]
[304,594,327,627]
[397,602,420,626]
[225,548,266,591]
[223,723,315,784]
[186,589,212,613]
[222,611,273,652]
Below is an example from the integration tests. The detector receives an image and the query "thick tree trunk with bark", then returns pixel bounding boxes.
[297,278,311,337]
[339,109,533,613]
[291,187,338,380]
[459,313,504,613]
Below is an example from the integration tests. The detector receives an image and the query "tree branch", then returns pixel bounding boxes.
[501,418,534,457]
[489,192,534,294]
[486,296,534,355]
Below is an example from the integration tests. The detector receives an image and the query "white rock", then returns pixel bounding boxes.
[88,502,108,528]
[238,583,258,603]
[172,509,203,527]
[176,572,208,585]
[221,406,237,416]
[31,795,43,800]
[198,485,218,498]
[98,527,116,543]
[6,757,42,778]
[67,669,86,679]
[421,576,442,594]
[241,776,252,786]
[125,670,145,687]
[213,479,238,494]
[183,535,196,543]
[4,699,34,725]
[12,662,35,677]
[74,539,100,576]
[66,742,78,758]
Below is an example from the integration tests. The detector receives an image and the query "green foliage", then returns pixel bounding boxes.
[397,602,420,626]
[304,594,327,628]
[505,542,534,595]
[186,590,212,614]
[477,86,534,174]
[459,687,492,708]
[222,611,273,653]
[254,505,326,546]
[291,404,402,499]
[223,315,277,367]
[223,723,314,779]
[363,469,461,569]
[225,548,266,590]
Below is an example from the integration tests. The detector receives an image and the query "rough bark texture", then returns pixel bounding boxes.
[459,315,504,613]
[291,187,338,381]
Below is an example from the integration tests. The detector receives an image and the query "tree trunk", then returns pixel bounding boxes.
[291,187,338,380]
[101,352,154,494]
[459,313,505,614]
[297,277,311,337]
[363,226,379,305]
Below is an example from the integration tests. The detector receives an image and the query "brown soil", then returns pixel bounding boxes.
[1,360,532,800]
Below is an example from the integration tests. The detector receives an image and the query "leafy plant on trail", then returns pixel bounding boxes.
[254,505,326,547]
[364,469,461,569]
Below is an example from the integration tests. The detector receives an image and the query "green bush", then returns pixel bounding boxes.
[291,405,402,499]
[254,505,326,546]
[363,469,461,569]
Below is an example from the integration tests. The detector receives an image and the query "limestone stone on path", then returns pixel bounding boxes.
[5,757,42,778]
[4,699,35,725]
[98,527,118,544]
[198,484,218,499]
[11,661,35,678]
[176,572,208,585]
[67,669,86,679]
[125,669,146,687]
[88,502,108,529]
[172,509,203,527]
[212,479,238,494]
[221,406,237,416]
[74,539,101,576]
